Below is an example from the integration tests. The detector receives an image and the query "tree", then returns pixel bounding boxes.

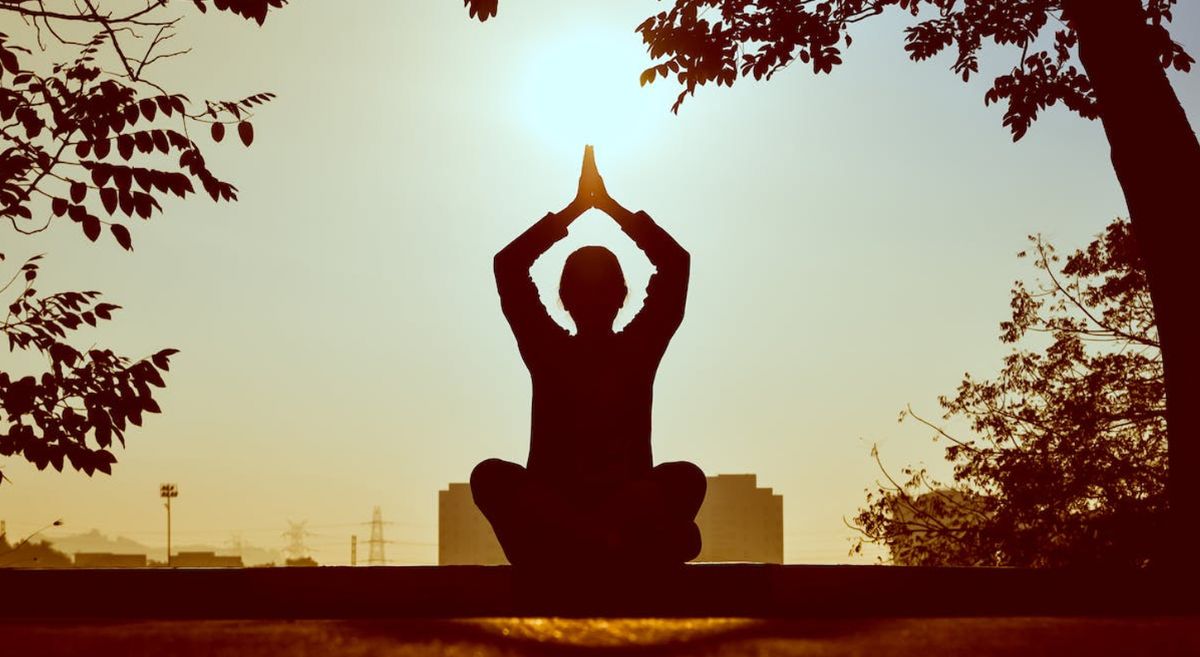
[0,0,286,483]
[0,535,72,568]
[463,0,1200,563]
[851,219,1166,567]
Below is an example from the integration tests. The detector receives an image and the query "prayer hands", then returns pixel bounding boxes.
[573,145,613,212]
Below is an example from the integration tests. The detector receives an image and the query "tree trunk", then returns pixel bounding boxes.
[1069,0,1200,567]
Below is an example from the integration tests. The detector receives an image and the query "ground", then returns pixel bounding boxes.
[6,617,1200,656]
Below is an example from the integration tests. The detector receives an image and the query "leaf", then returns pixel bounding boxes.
[70,181,87,203]
[111,223,132,251]
[82,215,102,241]
[238,121,254,146]
[0,48,18,74]
[135,131,153,154]
[142,364,165,388]
[113,167,133,192]
[100,187,118,215]
[152,348,179,371]
[139,98,157,121]
[93,412,113,448]
[211,122,225,142]
[90,165,111,187]
[117,135,135,160]
[118,189,134,217]
[94,303,120,320]
[156,95,174,116]
[133,193,152,219]
[52,197,68,217]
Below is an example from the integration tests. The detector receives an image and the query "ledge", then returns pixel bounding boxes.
[1,564,1194,618]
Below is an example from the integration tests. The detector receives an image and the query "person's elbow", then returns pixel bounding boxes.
[494,248,518,277]
[663,243,690,274]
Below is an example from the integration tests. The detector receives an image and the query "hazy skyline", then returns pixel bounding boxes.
[3,1,1198,565]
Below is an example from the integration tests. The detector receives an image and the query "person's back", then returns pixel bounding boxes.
[473,146,704,567]
[526,330,659,501]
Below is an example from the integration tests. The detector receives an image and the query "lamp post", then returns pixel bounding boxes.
[160,483,178,566]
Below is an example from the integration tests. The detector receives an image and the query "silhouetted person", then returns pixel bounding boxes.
[472,146,706,568]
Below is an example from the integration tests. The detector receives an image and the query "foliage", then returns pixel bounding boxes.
[462,0,1191,140]
[0,533,72,568]
[851,219,1166,567]
[1,0,285,483]
[635,0,1192,136]
[1,254,176,481]
[462,0,498,22]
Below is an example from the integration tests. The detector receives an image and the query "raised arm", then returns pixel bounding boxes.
[574,150,690,343]
[494,201,584,344]
[495,148,603,344]
[602,197,690,341]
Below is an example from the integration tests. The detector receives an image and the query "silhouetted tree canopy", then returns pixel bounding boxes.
[852,219,1166,567]
[633,1,1190,135]
[1,0,286,483]
[0,532,72,568]
[464,1,1190,137]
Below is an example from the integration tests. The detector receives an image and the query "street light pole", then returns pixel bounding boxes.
[160,483,178,566]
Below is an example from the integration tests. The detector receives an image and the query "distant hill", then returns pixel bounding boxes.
[35,529,281,566]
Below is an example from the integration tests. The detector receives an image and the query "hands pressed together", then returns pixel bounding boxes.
[568,145,621,216]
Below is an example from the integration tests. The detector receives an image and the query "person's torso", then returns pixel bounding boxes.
[523,332,666,500]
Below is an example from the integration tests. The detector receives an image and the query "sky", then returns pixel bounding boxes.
[2,1,1199,565]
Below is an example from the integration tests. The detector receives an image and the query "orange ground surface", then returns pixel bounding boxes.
[7,617,1200,657]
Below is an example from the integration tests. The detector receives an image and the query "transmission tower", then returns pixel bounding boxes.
[367,507,386,565]
[282,520,312,561]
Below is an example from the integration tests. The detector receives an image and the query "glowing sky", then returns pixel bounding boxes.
[3,1,1199,565]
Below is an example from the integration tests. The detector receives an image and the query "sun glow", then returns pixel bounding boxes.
[518,27,671,159]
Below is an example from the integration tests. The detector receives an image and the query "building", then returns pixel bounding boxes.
[74,552,148,568]
[694,474,783,563]
[438,473,783,565]
[439,483,508,565]
[170,551,244,568]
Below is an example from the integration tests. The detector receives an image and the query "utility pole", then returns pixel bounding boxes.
[350,535,357,566]
[159,483,178,566]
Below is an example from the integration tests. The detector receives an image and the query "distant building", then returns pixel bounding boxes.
[437,474,783,565]
[74,552,148,568]
[439,483,508,565]
[170,551,244,568]
[694,474,783,563]
[285,557,318,567]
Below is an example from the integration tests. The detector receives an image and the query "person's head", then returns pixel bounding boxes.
[559,246,627,333]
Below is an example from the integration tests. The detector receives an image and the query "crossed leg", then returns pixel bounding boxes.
[471,458,707,567]
[595,461,706,565]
